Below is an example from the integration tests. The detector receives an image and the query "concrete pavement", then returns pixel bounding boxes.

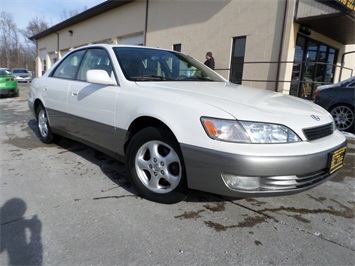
[1,84,354,265]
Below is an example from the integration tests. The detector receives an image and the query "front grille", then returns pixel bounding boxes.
[260,169,329,191]
[303,123,334,141]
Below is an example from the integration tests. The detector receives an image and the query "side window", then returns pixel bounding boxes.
[77,48,114,81]
[52,50,85,79]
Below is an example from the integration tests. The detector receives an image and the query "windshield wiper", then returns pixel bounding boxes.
[194,76,213,81]
[177,76,214,81]
[131,75,172,81]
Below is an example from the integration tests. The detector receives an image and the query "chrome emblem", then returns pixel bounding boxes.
[311,115,320,121]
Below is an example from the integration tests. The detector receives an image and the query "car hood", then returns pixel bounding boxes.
[136,81,333,131]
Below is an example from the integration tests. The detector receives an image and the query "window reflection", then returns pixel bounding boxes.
[290,34,338,100]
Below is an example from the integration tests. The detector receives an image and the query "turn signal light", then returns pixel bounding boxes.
[203,120,217,135]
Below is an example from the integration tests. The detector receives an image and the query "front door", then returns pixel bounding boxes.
[67,48,118,153]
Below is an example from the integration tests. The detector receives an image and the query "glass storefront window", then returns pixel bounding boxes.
[290,34,338,100]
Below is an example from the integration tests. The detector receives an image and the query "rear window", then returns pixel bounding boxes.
[13,69,28,74]
[338,77,355,87]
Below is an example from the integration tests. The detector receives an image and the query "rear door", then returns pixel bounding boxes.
[44,49,86,131]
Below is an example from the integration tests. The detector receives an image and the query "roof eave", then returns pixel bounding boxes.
[29,0,133,41]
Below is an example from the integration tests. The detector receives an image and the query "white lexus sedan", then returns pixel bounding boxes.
[28,44,347,204]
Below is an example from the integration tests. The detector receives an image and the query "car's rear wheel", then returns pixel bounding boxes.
[330,104,354,133]
[126,127,189,204]
[36,104,58,143]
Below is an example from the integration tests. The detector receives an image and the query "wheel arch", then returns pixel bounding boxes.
[33,98,44,117]
[124,116,178,155]
[32,99,55,134]
[328,102,354,112]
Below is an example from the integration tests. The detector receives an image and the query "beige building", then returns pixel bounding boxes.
[30,0,355,99]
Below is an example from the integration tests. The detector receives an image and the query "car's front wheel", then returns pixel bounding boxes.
[126,127,189,204]
[330,104,354,133]
[36,104,58,143]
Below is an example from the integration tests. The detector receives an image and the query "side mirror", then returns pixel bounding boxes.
[87,69,116,85]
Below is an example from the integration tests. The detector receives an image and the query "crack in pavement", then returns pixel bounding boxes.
[227,199,355,252]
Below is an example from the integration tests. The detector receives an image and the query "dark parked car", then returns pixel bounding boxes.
[314,77,355,133]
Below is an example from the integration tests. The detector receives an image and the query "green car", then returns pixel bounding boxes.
[0,69,19,97]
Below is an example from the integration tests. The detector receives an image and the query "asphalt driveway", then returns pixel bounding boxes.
[1,84,354,265]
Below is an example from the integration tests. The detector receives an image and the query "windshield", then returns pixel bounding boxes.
[13,69,28,74]
[341,77,355,87]
[113,47,225,82]
[0,70,11,76]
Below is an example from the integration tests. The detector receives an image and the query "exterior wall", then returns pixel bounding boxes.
[35,1,146,76]
[146,0,292,91]
[58,1,145,48]
[34,0,354,91]
[342,44,355,80]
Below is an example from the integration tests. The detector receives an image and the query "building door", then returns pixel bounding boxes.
[290,34,337,99]
[119,34,144,46]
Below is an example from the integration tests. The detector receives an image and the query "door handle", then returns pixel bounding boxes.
[71,92,78,96]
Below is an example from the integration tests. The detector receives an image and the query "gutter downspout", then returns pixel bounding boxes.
[275,0,288,92]
[144,0,149,46]
[55,32,59,59]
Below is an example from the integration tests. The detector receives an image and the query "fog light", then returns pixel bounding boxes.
[222,173,260,190]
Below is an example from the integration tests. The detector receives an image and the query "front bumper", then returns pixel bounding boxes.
[15,77,32,83]
[181,138,347,198]
[28,98,36,118]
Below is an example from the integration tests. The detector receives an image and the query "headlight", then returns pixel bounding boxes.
[201,117,300,143]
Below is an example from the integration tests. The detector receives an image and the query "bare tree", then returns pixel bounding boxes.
[19,16,49,71]
[21,16,49,69]
[60,6,88,20]
[0,7,86,71]
[19,16,49,70]
[0,12,49,71]
[0,12,18,68]
[22,16,49,44]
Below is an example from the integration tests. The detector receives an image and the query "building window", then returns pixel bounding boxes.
[173,44,181,52]
[230,36,246,84]
[42,60,47,74]
[290,34,338,99]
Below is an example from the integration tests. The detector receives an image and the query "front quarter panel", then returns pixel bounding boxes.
[114,83,235,151]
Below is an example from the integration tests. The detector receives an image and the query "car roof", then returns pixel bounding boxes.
[317,76,355,90]
[75,44,179,54]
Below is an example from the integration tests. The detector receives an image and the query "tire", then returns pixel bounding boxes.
[126,127,189,204]
[329,104,354,133]
[36,104,58,143]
